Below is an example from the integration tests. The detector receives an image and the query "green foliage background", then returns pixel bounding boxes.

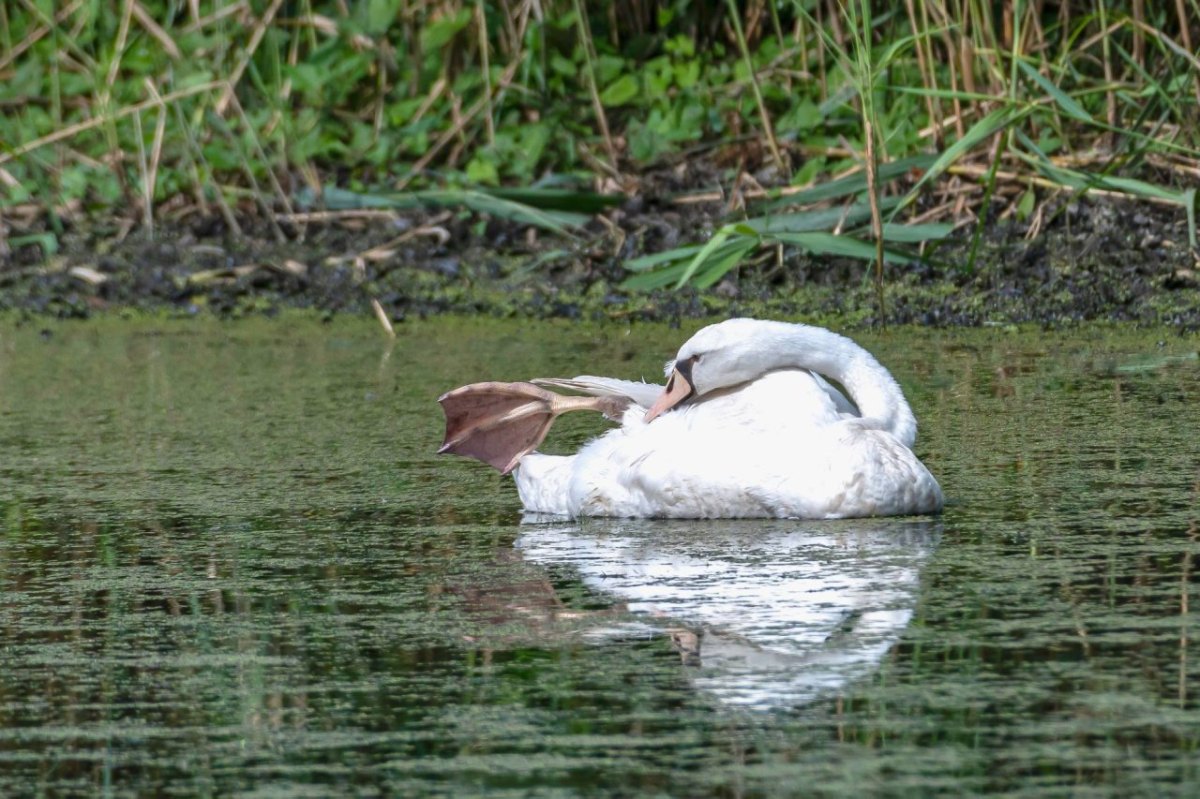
[2,1,1198,242]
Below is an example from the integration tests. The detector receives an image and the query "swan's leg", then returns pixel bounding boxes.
[438,381,629,474]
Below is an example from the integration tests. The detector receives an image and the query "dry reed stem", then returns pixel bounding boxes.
[1128,18,1200,106]
[105,0,135,92]
[130,0,181,59]
[226,95,292,242]
[1146,154,1200,180]
[863,116,885,323]
[131,108,151,234]
[726,0,786,174]
[0,0,85,71]
[908,199,971,226]
[476,0,495,146]
[279,13,339,36]
[215,0,285,115]
[572,0,618,168]
[372,45,388,143]
[1095,0,1118,144]
[276,210,404,224]
[904,0,941,146]
[1173,0,1200,106]
[1075,18,1124,53]
[371,299,396,337]
[145,79,167,210]
[0,82,222,166]
[929,3,965,139]
[445,90,467,167]
[396,59,520,190]
[410,77,448,128]
[1132,0,1145,66]
[13,0,96,70]
[947,163,1184,207]
[575,143,621,180]
[0,167,20,190]
[210,182,243,238]
[181,1,247,34]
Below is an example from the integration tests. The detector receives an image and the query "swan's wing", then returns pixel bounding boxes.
[533,375,663,409]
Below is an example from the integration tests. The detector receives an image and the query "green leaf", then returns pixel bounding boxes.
[628,118,673,163]
[744,197,904,238]
[1016,60,1092,123]
[451,190,589,233]
[9,233,58,257]
[620,239,756,291]
[600,74,640,106]
[877,222,956,243]
[674,59,700,89]
[746,200,891,235]
[773,232,913,264]
[550,53,576,77]
[1030,161,1185,204]
[760,154,935,210]
[487,187,624,213]
[621,260,693,290]
[624,245,704,272]
[776,99,823,134]
[313,186,590,234]
[674,226,737,288]
[692,238,758,288]
[891,105,1027,220]
[365,0,402,34]
[1016,186,1036,221]
[420,8,472,49]
[465,157,499,186]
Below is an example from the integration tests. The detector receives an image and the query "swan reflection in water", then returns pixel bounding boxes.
[515,516,939,710]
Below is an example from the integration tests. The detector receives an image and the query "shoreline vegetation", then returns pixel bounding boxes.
[2,1,1199,328]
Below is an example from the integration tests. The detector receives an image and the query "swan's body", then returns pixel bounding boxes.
[439,318,943,519]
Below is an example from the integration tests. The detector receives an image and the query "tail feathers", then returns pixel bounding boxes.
[514,454,574,515]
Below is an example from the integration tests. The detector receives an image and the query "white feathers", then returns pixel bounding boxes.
[513,319,943,519]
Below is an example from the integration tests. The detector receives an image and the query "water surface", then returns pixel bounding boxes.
[1,317,1197,797]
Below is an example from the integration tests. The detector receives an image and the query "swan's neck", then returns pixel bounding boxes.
[766,324,917,446]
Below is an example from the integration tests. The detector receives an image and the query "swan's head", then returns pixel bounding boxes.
[645,318,797,422]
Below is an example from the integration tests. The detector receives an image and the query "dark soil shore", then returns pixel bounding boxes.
[4,172,1198,330]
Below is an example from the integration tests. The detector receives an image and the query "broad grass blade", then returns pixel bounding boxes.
[621,260,692,290]
[624,245,704,272]
[487,187,623,213]
[315,186,590,233]
[761,154,935,209]
[692,238,759,288]
[1016,60,1092,122]
[878,222,956,242]
[772,232,913,264]
[892,105,1027,219]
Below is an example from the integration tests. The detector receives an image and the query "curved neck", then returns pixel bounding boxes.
[758,323,918,446]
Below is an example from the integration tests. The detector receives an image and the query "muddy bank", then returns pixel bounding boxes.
[3,184,1198,330]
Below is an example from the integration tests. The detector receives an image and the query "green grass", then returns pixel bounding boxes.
[1,1,1198,299]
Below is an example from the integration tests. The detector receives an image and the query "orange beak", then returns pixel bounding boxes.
[644,367,694,422]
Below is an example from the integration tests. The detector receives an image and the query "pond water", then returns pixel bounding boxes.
[1,317,1197,797]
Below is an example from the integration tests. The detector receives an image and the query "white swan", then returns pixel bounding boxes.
[438,318,943,519]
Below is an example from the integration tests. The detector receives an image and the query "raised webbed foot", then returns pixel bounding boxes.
[438,381,630,473]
